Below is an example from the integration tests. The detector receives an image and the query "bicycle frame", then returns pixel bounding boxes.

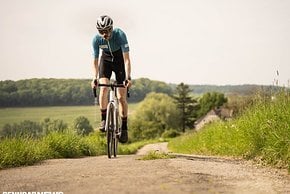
[97,83,125,158]
[93,82,129,158]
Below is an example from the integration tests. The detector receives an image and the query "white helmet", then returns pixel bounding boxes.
[96,15,113,30]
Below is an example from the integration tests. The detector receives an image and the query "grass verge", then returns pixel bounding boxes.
[0,130,160,169]
[169,92,290,172]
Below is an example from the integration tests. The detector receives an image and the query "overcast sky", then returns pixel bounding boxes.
[0,0,289,86]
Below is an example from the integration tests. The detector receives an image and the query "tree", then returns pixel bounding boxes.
[129,78,173,102]
[129,92,181,141]
[173,83,198,132]
[198,92,228,117]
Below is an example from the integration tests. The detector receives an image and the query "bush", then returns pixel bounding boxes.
[0,118,70,139]
[1,120,43,138]
[73,116,93,136]
[129,92,181,141]
[161,129,181,139]
[42,118,68,133]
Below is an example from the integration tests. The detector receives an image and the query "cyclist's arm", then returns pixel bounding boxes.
[92,36,100,80]
[123,52,131,80]
[93,58,99,79]
[91,58,99,89]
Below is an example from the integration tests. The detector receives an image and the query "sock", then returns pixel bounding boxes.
[101,109,107,121]
[121,117,127,130]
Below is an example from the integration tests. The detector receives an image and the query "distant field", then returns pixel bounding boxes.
[0,103,139,130]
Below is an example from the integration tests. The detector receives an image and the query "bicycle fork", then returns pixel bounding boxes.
[105,90,120,136]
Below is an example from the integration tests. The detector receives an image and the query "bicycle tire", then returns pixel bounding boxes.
[113,109,121,157]
[107,130,113,158]
[106,105,114,158]
[113,136,118,157]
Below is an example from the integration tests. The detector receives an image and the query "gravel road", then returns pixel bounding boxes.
[0,143,289,194]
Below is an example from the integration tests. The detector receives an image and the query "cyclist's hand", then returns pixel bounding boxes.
[125,79,132,88]
[91,79,98,89]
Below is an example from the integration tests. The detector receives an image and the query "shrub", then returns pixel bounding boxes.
[42,118,68,133]
[161,129,181,139]
[1,120,43,138]
[73,116,93,136]
[129,92,181,141]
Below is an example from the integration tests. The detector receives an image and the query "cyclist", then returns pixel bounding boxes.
[91,15,132,143]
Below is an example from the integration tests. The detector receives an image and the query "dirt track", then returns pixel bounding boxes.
[0,143,289,194]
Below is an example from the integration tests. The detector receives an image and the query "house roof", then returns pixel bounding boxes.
[194,107,233,125]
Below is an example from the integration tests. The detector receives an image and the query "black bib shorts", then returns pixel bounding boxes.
[99,49,126,84]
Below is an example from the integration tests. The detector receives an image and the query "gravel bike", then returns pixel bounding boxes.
[93,82,129,158]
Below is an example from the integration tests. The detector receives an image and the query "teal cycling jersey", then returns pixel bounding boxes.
[92,28,130,58]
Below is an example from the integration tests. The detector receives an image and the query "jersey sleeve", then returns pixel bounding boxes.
[118,29,130,53]
[92,36,100,58]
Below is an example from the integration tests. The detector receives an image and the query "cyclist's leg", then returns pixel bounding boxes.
[114,62,128,143]
[117,88,128,118]
[99,77,110,109]
[113,60,127,119]
[98,57,112,131]
[117,88,128,143]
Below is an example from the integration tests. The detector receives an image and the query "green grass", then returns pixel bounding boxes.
[169,92,290,172]
[138,151,175,160]
[0,130,156,169]
[0,137,51,168]
[0,103,139,130]
[0,103,146,169]
[0,106,97,130]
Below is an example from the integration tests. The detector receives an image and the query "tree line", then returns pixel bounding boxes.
[0,77,277,107]
[0,78,173,107]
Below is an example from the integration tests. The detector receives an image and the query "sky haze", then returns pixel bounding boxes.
[0,0,289,86]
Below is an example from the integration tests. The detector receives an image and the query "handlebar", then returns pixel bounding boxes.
[98,83,125,88]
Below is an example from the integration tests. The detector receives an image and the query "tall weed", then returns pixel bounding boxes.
[43,130,83,158]
[0,130,155,169]
[0,138,50,168]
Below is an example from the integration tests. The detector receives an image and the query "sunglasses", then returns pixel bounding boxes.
[98,27,112,35]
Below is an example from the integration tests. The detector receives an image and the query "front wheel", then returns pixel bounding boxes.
[106,105,114,158]
[107,130,113,158]
[113,136,118,158]
[113,110,120,158]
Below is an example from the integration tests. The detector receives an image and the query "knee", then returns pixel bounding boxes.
[118,95,127,104]
[100,87,108,96]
